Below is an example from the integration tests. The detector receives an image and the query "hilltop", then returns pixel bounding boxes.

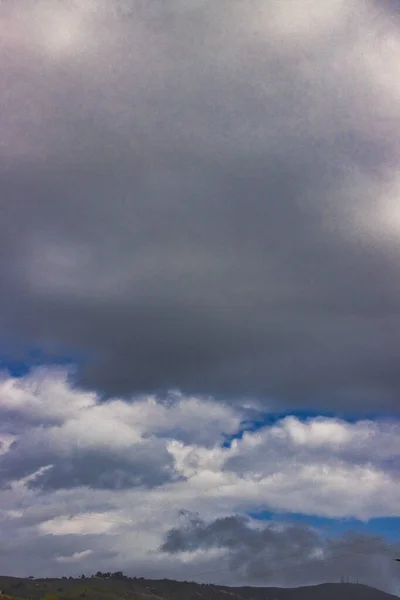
[0,575,398,600]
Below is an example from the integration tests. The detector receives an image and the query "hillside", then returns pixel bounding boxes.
[0,576,398,600]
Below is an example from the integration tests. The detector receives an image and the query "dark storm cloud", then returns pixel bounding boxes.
[0,438,182,491]
[161,515,400,592]
[1,0,400,411]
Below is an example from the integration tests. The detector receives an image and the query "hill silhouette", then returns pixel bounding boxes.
[0,576,398,600]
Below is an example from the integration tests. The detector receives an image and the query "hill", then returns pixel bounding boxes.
[0,576,398,600]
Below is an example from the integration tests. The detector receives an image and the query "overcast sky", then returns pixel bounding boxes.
[1,0,400,593]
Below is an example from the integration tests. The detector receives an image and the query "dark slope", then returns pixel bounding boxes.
[230,584,399,600]
[0,577,397,600]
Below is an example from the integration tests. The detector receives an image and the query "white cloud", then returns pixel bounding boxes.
[56,549,93,563]
[0,367,96,423]
[0,433,16,454]
[40,514,119,536]
[277,415,354,447]
[0,369,240,446]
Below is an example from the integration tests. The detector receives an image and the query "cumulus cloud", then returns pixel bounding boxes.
[0,369,240,491]
[0,0,400,410]
[0,369,400,586]
[1,368,400,510]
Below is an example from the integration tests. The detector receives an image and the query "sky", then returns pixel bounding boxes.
[1,0,400,593]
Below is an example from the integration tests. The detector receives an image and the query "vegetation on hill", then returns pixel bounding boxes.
[0,575,397,600]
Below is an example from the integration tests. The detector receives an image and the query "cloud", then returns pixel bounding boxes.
[0,368,241,492]
[0,370,231,491]
[0,369,400,586]
[55,549,94,564]
[40,514,118,536]
[171,418,400,522]
[0,367,96,428]
[224,416,400,479]
[2,0,400,590]
[0,442,181,491]
[1,368,400,509]
[0,368,241,444]
[161,514,400,590]
[0,0,400,411]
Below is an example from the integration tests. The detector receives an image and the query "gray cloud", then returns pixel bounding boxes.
[0,437,181,491]
[161,514,400,592]
[162,513,321,556]
[0,529,118,578]
[2,2,400,411]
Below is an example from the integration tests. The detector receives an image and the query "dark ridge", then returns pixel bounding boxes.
[0,577,398,600]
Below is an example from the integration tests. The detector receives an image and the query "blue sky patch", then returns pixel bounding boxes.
[0,347,87,378]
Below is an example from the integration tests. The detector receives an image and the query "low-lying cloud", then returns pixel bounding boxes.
[162,514,400,590]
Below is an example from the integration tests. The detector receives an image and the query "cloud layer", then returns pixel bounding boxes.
[1,0,400,410]
[0,368,399,589]
[2,0,400,592]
